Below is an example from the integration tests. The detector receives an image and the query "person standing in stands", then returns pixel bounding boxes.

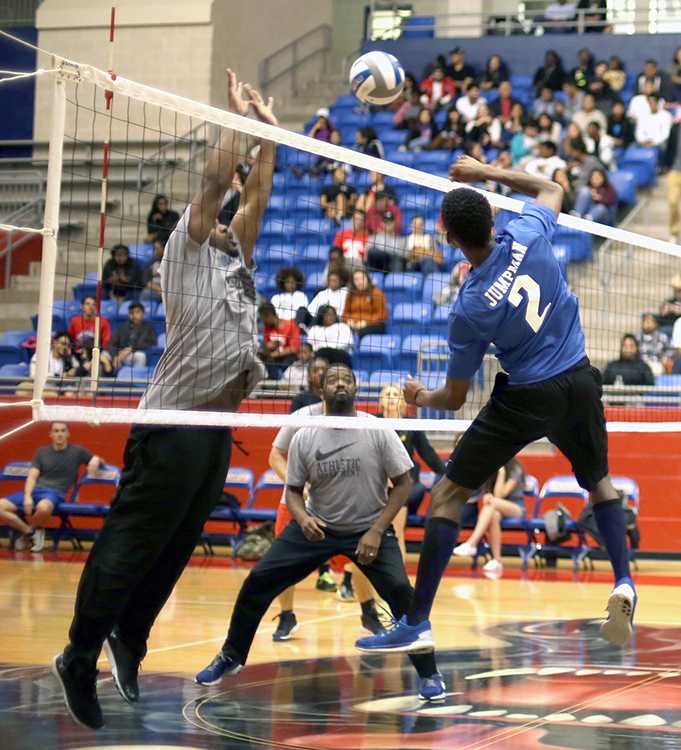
[0,422,101,553]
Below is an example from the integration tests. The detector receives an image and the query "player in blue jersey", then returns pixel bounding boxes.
[356,155,637,657]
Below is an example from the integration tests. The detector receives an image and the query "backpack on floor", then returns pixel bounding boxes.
[233,521,275,561]
[578,493,640,550]
[543,503,573,544]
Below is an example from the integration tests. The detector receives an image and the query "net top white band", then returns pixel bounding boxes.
[64,61,681,260]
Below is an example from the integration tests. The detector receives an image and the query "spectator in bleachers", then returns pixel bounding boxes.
[602,334,654,386]
[453,457,526,575]
[607,100,636,148]
[26,332,79,397]
[433,260,471,306]
[75,342,114,385]
[322,247,350,286]
[500,102,527,141]
[532,86,560,119]
[603,55,626,94]
[543,0,577,28]
[552,167,576,212]
[419,66,457,111]
[378,384,446,516]
[568,139,603,188]
[455,83,485,123]
[569,47,595,91]
[259,302,301,379]
[309,107,336,142]
[657,275,681,329]
[635,94,672,148]
[0,422,101,552]
[667,47,681,102]
[343,269,388,339]
[561,121,584,157]
[584,121,615,169]
[670,317,681,371]
[572,167,618,225]
[68,295,111,353]
[308,269,348,320]
[479,54,509,91]
[103,244,144,302]
[145,194,179,243]
[401,71,419,99]
[510,118,539,165]
[586,61,614,104]
[561,80,585,121]
[664,119,681,242]
[271,267,309,322]
[357,171,397,213]
[333,209,369,266]
[280,342,314,390]
[532,50,565,94]
[638,312,671,376]
[367,211,407,273]
[306,304,354,365]
[108,302,157,371]
[525,141,567,178]
[490,80,519,119]
[296,129,345,179]
[572,93,608,134]
[401,108,440,151]
[421,53,447,81]
[320,166,357,225]
[636,59,668,96]
[628,79,661,122]
[355,127,384,159]
[405,215,443,274]
[445,47,476,90]
[141,238,165,302]
[578,0,610,33]
[289,355,329,412]
[424,108,463,151]
[393,89,422,130]
[464,102,500,147]
[366,191,402,235]
[536,113,563,144]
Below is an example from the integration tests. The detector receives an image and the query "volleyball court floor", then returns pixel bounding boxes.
[1,551,680,750]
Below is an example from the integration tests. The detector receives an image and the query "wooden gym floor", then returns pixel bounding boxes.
[1,550,681,749]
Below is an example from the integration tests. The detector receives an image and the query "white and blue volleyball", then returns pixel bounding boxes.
[349,51,405,106]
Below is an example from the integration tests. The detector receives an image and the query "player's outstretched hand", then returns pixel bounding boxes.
[449,154,489,184]
[403,377,426,406]
[246,85,278,127]
[356,528,382,565]
[300,513,326,542]
[226,68,250,116]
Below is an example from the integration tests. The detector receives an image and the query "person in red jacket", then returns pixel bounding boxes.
[366,191,402,235]
[259,301,302,379]
[333,209,369,266]
[68,296,112,352]
[420,67,457,111]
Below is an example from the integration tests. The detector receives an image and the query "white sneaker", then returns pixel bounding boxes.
[482,559,503,573]
[31,528,45,553]
[453,542,476,557]
[14,533,33,551]
[600,582,637,648]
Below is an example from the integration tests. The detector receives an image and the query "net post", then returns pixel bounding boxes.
[33,70,66,417]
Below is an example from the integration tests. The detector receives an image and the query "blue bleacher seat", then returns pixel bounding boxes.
[554,228,592,262]
[423,272,451,305]
[335,111,371,128]
[610,169,637,205]
[388,150,415,165]
[356,334,401,370]
[619,145,658,187]
[383,272,423,305]
[128,243,154,266]
[0,460,31,482]
[381,130,408,146]
[157,332,166,348]
[416,151,452,169]
[333,94,357,109]
[0,362,29,383]
[304,244,332,263]
[0,346,24,367]
[115,365,152,383]
[297,217,336,242]
[401,14,435,38]
[295,193,320,211]
[510,74,532,89]
[372,111,396,127]
[393,302,432,327]
[429,305,451,337]
[306,270,327,293]
[72,282,98,302]
[0,330,32,347]
[368,370,410,389]
[264,244,297,264]
[398,335,448,372]
[146,346,164,368]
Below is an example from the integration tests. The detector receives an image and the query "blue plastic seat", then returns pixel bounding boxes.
[0,362,29,379]
[0,330,32,348]
[428,305,451,337]
[554,228,592,262]
[422,272,451,305]
[610,169,637,205]
[393,303,432,327]
[383,272,423,305]
[0,346,24,367]
[115,365,152,383]
[356,334,401,370]
[304,244,331,263]
[399,335,448,372]
[381,130,407,146]
[368,369,410,389]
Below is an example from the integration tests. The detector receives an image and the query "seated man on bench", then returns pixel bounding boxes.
[0,422,102,552]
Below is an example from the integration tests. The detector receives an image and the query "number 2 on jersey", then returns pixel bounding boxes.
[508,274,551,333]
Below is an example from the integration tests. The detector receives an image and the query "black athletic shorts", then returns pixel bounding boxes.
[446,358,608,492]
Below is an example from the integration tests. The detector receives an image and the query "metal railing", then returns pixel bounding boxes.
[0,196,43,289]
[260,24,333,98]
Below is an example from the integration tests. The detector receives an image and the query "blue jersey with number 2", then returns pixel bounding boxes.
[446,203,586,385]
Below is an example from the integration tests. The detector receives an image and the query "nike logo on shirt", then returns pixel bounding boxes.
[314,442,357,461]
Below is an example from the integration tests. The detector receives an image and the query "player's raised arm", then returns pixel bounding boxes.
[188,69,256,245]
[230,87,277,266]
[450,155,564,216]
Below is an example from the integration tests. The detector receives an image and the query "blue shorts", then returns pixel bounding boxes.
[6,488,65,510]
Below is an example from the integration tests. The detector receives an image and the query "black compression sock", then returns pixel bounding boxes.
[343,570,353,587]
[360,598,376,616]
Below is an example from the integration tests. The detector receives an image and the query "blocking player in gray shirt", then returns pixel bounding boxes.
[54,72,278,730]
[195,365,446,703]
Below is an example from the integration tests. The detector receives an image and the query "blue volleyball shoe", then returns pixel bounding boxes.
[355,615,434,653]
[195,652,242,686]
[418,672,446,702]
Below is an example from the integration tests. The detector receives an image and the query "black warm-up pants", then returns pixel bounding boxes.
[64,426,232,666]
[221,520,437,677]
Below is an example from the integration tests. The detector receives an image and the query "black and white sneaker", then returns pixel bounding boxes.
[104,631,141,703]
[52,653,103,730]
[272,611,299,641]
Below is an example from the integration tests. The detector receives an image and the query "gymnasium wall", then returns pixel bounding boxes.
[0,402,679,555]
[0,26,37,157]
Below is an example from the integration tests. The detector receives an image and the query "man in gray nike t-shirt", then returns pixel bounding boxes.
[195,365,444,701]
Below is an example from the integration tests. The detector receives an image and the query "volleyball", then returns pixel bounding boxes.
[349,51,405,105]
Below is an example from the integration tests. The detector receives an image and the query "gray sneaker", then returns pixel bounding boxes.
[14,532,33,551]
[31,528,45,553]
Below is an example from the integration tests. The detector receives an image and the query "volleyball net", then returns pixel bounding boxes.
[6,55,681,432]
